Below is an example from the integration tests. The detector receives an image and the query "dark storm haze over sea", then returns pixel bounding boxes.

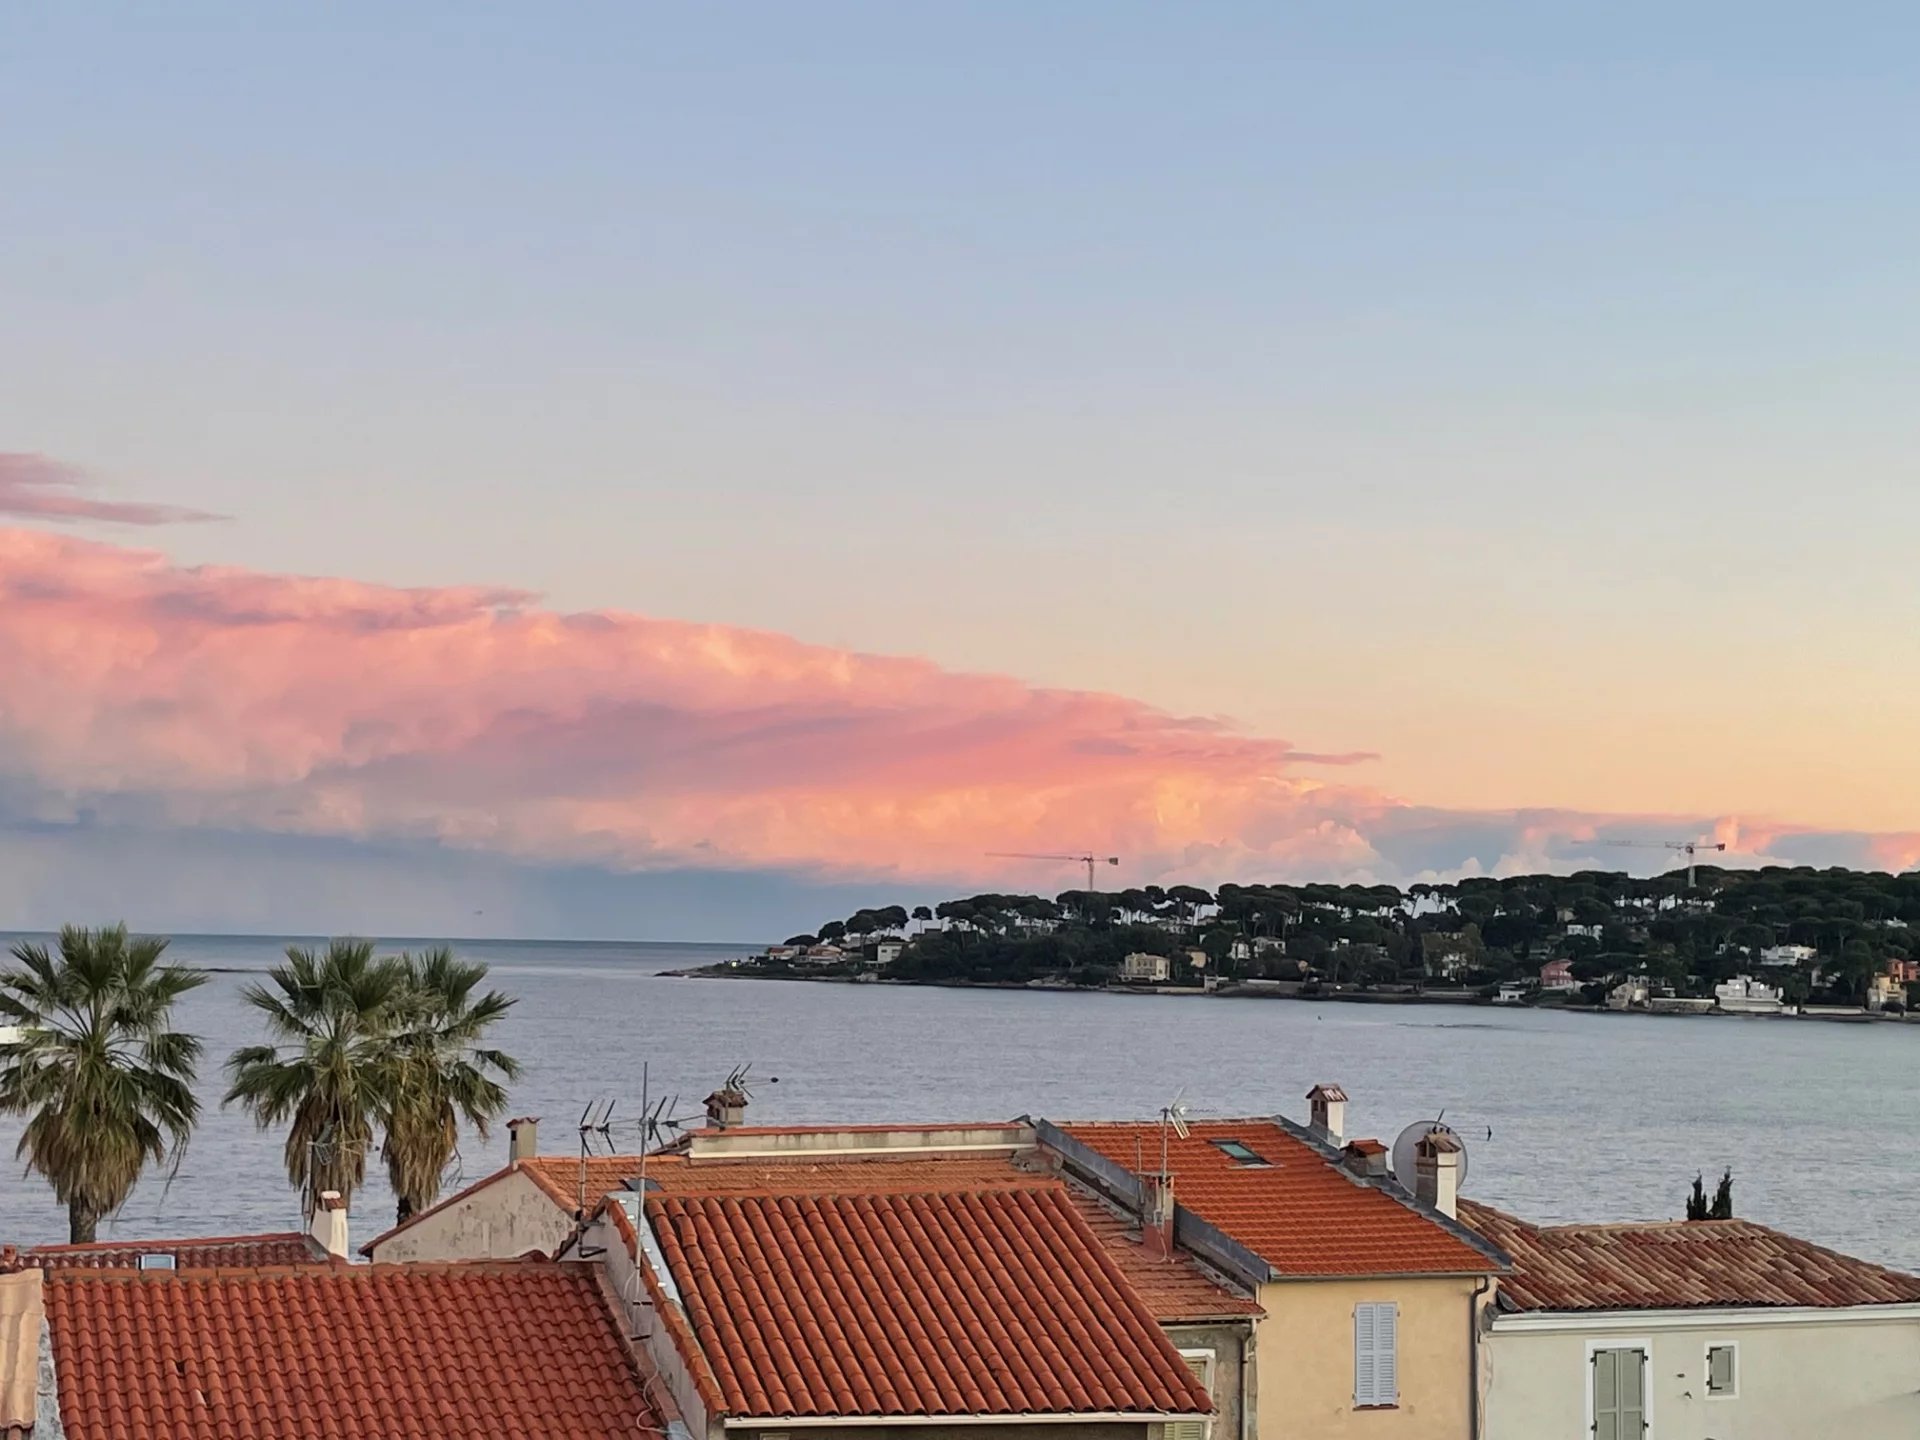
[2,932,1914,1272]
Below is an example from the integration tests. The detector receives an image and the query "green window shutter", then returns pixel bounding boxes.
[1593,1349,1619,1440]
[1709,1345,1736,1395]
[1619,1349,1646,1436]
[1592,1349,1646,1440]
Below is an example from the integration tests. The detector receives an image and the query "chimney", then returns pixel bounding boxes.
[1306,1084,1348,1146]
[508,1115,540,1163]
[1414,1130,1462,1219]
[311,1191,349,1259]
[1342,1139,1390,1180]
[1141,1171,1176,1262]
[705,1087,747,1131]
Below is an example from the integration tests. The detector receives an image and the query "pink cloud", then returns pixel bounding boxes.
[0,524,1911,887]
[0,453,227,526]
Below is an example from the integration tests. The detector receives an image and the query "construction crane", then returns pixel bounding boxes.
[1601,839,1727,890]
[986,851,1120,891]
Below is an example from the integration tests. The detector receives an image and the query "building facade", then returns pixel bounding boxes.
[1465,1201,1920,1440]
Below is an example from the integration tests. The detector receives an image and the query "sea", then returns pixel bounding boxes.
[2,931,1916,1270]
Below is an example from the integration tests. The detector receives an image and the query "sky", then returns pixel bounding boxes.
[5,5,1920,939]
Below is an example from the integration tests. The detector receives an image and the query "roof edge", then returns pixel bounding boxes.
[361,1161,521,1255]
[722,1410,1214,1428]
[1269,1114,1510,1275]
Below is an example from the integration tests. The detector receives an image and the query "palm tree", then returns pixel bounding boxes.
[0,925,206,1242]
[224,939,404,1216]
[380,947,520,1224]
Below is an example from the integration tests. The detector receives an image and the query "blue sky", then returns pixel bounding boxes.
[5,6,1920,936]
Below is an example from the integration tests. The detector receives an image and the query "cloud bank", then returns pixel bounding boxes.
[0,453,226,526]
[2,524,1913,912]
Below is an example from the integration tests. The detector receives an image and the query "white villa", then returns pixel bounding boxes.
[1465,1201,1920,1440]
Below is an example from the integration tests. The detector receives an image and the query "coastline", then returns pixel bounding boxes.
[659,965,1916,1024]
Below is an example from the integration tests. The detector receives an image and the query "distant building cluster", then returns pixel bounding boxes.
[744,869,1920,1019]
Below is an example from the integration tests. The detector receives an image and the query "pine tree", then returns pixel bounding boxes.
[1710,1168,1734,1220]
[1686,1172,1710,1221]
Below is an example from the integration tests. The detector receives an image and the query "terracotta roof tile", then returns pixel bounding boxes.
[651,1186,1213,1419]
[640,1153,1258,1322]
[612,1151,1258,1327]
[24,1232,330,1271]
[1065,1192,1264,1323]
[1058,1119,1501,1278]
[0,1270,40,1438]
[43,1261,662,1440]
[1460,1200,1920,1312]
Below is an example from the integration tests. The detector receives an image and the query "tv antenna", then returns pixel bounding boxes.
[1390,1118,1470,1194]
[576,1098,616,1213]
[986,851,1120,892]
[1157,1087,1191,1178]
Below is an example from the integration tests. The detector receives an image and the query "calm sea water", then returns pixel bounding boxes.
[3,931,1916,1271]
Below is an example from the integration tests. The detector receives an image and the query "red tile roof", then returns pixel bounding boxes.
[651,1186,1213,1420]
[21,1232,330,1271]
[1057,1118,1503,1278]
[1460,1200,1920,1313]
[1067,1193,1264,1323]
[643,1152,1258,1323]
[43,1260,660,1440]
[640,1151,1047,1196]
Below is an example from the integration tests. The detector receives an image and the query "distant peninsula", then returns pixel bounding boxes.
[671,867,1920,1020]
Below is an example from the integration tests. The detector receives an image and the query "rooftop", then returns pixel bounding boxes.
[40,1260,662,1440]
[17,1231,331,1271]
[650,1185,1213,1420]
[1055,1117,1504,1278]
[1460,1200,1920,1312]
[639,1150,1262,1326]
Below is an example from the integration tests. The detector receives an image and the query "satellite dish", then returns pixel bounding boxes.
[1391,1119,1470,1192]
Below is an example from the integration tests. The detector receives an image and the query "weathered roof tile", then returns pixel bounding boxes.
[1461,1200,1920,1312]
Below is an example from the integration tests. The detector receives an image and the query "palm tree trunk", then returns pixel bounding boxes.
[396,1195,414,1226]
[69,1196,98,1244]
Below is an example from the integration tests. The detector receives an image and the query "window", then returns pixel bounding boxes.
[1591,1347,1647,1440]
[1353,1302,1398,1408]
[136,1253,176,1271]
[1209,1139,1269,1166]
[1707,1343,1738,1398]
[1161,1349,1214,1440]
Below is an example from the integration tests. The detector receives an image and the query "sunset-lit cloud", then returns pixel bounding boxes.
[1,524,1913,900]
[0,453,227,526]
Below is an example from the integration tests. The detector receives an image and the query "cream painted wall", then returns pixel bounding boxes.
[366,1168,574,1263]
[1485,1311,1920,1440]
[1255,1276,1481,1439]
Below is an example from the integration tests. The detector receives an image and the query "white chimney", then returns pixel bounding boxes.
[1306,1084,1348,1146]
[1414,1131,1462,1219]
[311,1191,349,1259]
[508,1115,540,1163]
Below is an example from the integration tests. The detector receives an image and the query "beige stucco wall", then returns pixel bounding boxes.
[1255,1276,1481,1439]
[1485,1311,1920,1440]
[366,1168,574,1263]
